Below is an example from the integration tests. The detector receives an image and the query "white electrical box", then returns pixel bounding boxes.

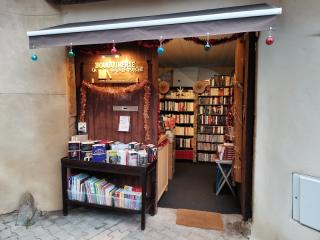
[292,173,320,231]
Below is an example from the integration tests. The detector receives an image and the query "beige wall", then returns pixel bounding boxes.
[0,0,68,213]
[253,0,320,239]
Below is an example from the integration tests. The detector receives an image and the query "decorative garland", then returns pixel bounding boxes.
[79,85,87,122]
[143,84,151,142]
[76,33,244,55]
[183,33,244,46]
[82,79,148,95]
[79,80,151,142]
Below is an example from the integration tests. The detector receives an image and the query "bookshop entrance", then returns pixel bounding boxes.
[157,33,256,218]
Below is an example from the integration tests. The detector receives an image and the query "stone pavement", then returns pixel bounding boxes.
[0,208,249,240]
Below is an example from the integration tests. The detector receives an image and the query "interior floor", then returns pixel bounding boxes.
[158,161,240,214]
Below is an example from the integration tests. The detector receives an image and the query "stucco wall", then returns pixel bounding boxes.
[0,0,68,213]
[253,0,320,239]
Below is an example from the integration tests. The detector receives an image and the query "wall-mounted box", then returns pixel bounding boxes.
[292,173,320,231]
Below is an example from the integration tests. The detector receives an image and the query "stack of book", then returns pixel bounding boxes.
[67,139,157,166]
[218,143,235,161]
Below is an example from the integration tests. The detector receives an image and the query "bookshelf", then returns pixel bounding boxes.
[61,158,157,230]
[160,87,195,161]
[196,75,234,162]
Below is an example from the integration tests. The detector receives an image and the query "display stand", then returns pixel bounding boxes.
[61,157,157,230]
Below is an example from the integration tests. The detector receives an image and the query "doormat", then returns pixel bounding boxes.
[176,209,224,231]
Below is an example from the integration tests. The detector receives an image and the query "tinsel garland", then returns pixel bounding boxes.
[79,80,151,142]
[79,85,87,122]
[184,33,244,46]
[143,84,151,142]
[76,33,244,55]
[82,79,148,95]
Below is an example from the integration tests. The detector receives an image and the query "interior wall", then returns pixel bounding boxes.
[171,67,233,87]
[0,1,68,213]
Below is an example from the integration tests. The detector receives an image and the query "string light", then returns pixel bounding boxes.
[68,42,75,58]
[30,45,38,61]
[266,27,275,45]
[204,32,212,51]
[111,40,117,55]
[157,36,165,55]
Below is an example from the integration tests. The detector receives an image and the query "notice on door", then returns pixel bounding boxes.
[118,116,130,132]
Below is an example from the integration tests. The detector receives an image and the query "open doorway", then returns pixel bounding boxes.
[157,33,255,219]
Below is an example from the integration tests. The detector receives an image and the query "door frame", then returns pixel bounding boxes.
[241,32,257,220]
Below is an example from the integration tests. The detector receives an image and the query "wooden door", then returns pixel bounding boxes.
[233,38,246,183]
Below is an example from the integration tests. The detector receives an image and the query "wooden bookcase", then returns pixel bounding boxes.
[61,158,157,230]
[160,87,195,161]
[196,76,234,162]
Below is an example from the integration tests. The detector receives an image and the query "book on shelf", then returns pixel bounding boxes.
[197,142,219,152]
[160,101,194,112]
[197,153,217,162]
[198,106,228,115]
[68,173,142,210]
[175,114,194,124]
[176,138,193,149]
[174,126,194,136]
[209,88,233,96]
[198,96,232,105]
[197,134,224,143]
[211,75,233,87]
[198,125,225,134]
[198,115,226,125]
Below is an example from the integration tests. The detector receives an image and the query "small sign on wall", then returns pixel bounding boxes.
[118,116,130,132]
[78,122,87,134]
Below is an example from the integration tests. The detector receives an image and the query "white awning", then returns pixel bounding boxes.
[27,3,282,48]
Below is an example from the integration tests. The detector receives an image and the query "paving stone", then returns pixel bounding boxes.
[108,229,130,240]
[0,208,247,240]
[0,228,13,239]
[0,223,6,231]
[90,229,112,240]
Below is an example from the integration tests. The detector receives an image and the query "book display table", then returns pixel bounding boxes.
[61,157,157,230]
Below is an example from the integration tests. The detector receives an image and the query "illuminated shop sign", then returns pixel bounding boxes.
[91,60,145,83]
[94,61,144,73]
